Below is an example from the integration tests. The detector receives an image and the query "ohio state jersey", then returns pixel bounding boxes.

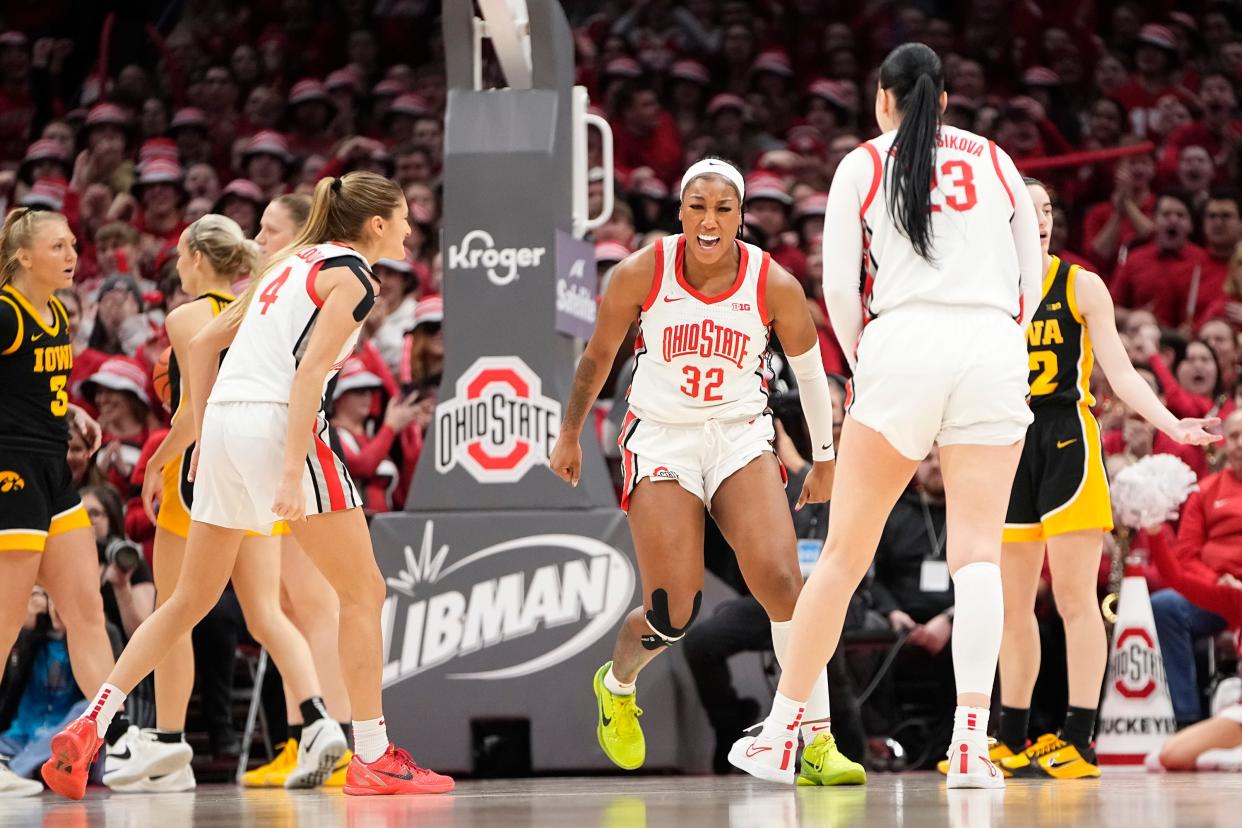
[626,234,772,425]
[210,243,375,406]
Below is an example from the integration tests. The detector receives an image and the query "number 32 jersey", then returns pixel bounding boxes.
[210,243,375,407]
[626,234,772,425]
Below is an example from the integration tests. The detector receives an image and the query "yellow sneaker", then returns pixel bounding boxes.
[1000,734,1101,779]
[593,662,645,770]
[796,733,867,786]
[323,749,352,787]
[242,738,298,787]
[937,739,1016,776]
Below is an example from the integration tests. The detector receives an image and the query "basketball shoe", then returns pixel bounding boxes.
[0,762,41,797]
[796,733,867,786]
[1196,745,1242,771]
[41,718,104,800]
[593,662,645,770]
[285,718,347,788]
[242,738,297,787]
[1001,734,1101,779]
[103,727,193,788]
[342,745,454,795]
[937,740,1016,776]
[728,725,800,784]
[945,738,1005,789]
[107,764,196,793]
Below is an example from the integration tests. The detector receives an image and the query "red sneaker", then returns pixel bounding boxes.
[343,745,455,796]
[41,718,104,800]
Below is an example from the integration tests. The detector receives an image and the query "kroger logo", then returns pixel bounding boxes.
[380,522,635,684]
[447,230,547,286]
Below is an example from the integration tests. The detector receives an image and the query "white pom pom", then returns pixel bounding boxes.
[1111,455,1199,530]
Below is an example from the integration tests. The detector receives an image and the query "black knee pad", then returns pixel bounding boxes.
[642,588,702,648]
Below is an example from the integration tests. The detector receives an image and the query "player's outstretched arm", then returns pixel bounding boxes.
[1078,268,1221,446]
[549,245,654,486]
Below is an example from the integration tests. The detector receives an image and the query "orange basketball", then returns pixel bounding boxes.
[153,346,172,410]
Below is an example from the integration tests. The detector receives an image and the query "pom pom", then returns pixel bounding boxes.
[1111,454,1198,530]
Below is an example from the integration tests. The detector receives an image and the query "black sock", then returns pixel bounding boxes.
[338,721,352,743]
[289,724,303,743]
[998,706,1030,753]
[154,730,185,744]
[299,696,329,726]
[105,713,131,746]
[1060,706,1098,752]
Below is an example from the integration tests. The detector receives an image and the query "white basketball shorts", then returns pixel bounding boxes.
[617,411,781,512]
[847,303,1033,461]
[192,401,360,534]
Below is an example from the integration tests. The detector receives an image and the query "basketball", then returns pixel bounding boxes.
[153,346,172,410]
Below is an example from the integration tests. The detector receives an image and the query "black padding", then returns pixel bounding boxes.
[644,588,703,642]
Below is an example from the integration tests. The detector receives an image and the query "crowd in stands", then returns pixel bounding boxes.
[1,0,1241,772]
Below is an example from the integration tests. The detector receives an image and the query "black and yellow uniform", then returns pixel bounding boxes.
[0,283,91,551]
[1003,256,1112,542]
[156,291,288,538]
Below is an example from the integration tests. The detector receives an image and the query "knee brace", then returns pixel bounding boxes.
[639,588,703,650]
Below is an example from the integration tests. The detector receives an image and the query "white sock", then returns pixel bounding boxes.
[603,665,635,696]
[952,706,991,750]
[353,716,389,764]
[950,561,1004,699]
[758,691,806,740]
[85,683,127,740]
[770,620,832,742]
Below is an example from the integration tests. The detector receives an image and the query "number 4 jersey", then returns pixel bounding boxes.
[626,234,772,425]
[210,243,375,407]
[0,284,73,453]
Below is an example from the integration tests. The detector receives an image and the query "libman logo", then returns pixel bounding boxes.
[380,522,635,684]
[435,356,561,484]
[1110,627,1167,699]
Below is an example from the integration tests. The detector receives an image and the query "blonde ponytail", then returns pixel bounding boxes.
[185,214,262,284]
[1,208,68,288]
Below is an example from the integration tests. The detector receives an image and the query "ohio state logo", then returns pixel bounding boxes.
[1110,627,1164,699]
[435,356,561,484]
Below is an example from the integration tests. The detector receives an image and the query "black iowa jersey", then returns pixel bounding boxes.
[1026,256,1095,410]
[167,291,234,421]
[0,284,74,453]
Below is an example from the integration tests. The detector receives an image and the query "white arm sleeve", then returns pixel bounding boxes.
[821,147,873,371]
[999,147,1043,328]
[786,342,835,462]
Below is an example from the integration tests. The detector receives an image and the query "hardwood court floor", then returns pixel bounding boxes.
[1,771,1239,828]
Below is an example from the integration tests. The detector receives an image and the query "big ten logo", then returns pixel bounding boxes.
[380,522,635,684]
[651,466,678,480]
[435,356,562,484]
[448,230,547,286]
[1110,628,1166,699]
[0,471,25,493]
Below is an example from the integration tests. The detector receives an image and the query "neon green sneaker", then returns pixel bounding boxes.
[796,733,867,786]
[593,662,645,770]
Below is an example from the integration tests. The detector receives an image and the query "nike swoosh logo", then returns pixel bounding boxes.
[110,747,132,761]
[745,744,771,758]
[663,296,684,303]
[820,444,831,451]
[31,333,44,342]
[1045,758,1078,769]
[1056,439,1077,449]
[304,729,321,752]
[376,768,414,780]
[599,692,612,727]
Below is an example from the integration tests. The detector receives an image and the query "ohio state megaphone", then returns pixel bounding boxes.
[1096,572,1178,766]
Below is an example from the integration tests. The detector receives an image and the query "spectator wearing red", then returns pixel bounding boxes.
[666,59,710,139]
[17,138,70,188]
[79,357,162,497]
[1148,338,1229,422]
[212,179,266,240]
[1184,190,1242,328]
[369,257,420,373]
[1102,400,1210,480]
[130,159,189,255]
[168,107,211,168]
[1112,24,1194,137]
[1160,72,1242,184]
[0,31,35,163]
[747,50,797,136]
[384,93,433,148]
[612,80,683,187]
[79,103,133,194]
[1111,191,1206,327]
[801,79,857,144]
[743,173,807,286]
[325,67,364,137]
[330,360,407,515]
[1199,318,1239,393]
[1083,136,1158,273]
[239,86,284,140]
[792,193,826,251]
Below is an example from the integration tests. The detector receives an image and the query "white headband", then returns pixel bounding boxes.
[680,159,745,202]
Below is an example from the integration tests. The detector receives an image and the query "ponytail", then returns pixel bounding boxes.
[878,43,944,263]
[220,172,402,329]
[0,208,68,289]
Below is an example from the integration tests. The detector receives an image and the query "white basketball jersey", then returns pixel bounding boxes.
[210,243,373,406]
[626,235,771,425]
[854,125,1026,319]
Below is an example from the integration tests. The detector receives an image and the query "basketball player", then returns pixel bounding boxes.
[729,43,1041,789]
[981,179,1218,780]
[41,172,453,799]
[126,214,346,793]
[0,208,176,795]
[550,157,865,786]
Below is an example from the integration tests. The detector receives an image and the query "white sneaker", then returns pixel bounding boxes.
[103,727,194,787]
[727,726,799,784]
[108,763,197,793]
[284,719,347,789]
[945,740,1005,789]
[1196,745,1242,772]
[1144,749,1166,773]
[1211,677,1242,717]
[0,763,42,797]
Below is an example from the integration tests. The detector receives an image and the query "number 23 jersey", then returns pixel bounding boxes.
[210,243,375,406]
[0,284,73,453]
[626,234,772,425]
